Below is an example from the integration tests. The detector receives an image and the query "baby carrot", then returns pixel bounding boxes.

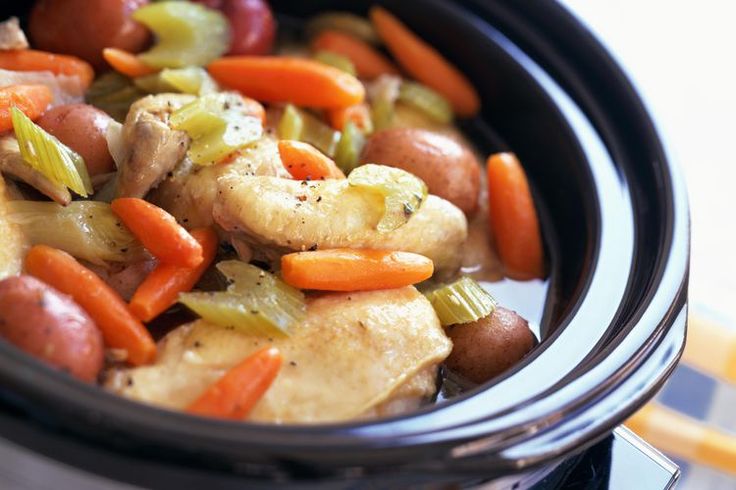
[0,84,53,133]
[281,248,434,291]
[311,30,398,79]
[0,50,94,89]
[370,7,480,117]
[278,140,345,180]
[102,48,159,78]
[25,245,156,365]
[111,198,203,268]
[187,346,282,420]
[207,56,365,109]
[326,103,373,132]
[486,153,544,280]
[129,228,218,323]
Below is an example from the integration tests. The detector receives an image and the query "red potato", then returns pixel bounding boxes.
[29,0,150,70]
[36,104,116,177]
[195,0,276,55]
[0,275,104,382]
[360,128,481,214]
[444,307,536,384]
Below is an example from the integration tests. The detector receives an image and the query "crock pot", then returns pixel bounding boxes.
[0,0,689,487]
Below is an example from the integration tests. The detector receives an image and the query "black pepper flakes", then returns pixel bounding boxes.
[316,196,322,202]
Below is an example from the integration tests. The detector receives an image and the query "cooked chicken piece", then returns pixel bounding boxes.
[0,18,28,50]
[0,174,28,279]
[360,366,438,419]
[105,287,452,423]
[149,137,290,228]
[115,94,195,198]
[213,172,468,275]
[0,136,71,205]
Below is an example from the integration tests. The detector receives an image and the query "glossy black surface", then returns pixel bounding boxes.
[0,0,689,486]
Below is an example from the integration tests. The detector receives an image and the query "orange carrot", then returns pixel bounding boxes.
[326,103,372,132]
[187,346,282,420]
[369,7,480,117]
[486,153,544,280]
[129,228,218,323]
[24,245,156,365]
[0,50,94,89]
[0,84,53,133]
[242,97,266,125]
[281,248,434,291]
[102,48,158,78]
[207,56,365,109]
[311,30,399,79]
[277,140,345,180]
[111,198,203,268]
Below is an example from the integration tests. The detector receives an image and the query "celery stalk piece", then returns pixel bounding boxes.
[170,92,263,165]
[11,107,93,197]
[313,50,357,76]
[179,261,306,336]
[348,163,428,232]
[369,75,401,131]
[6,200,146,265]
[133,73,176,94]
[161,66,219,95]
[306,11,380,45]
[299,109,340,157]
[85,72,144,122]
[135,67,219,96]
[424,277,497,326]
[133,2,230,69]
[277,105,339,156]
[277,104,303,140]
[334,121,365,174]
[398,81,454,124]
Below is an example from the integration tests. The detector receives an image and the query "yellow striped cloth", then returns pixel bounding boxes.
[626,313,736,486]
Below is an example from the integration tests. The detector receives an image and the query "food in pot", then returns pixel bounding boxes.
[0,2,545,423]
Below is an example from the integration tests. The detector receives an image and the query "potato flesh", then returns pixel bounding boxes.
[213,172,468,275]
[105,287,452,423]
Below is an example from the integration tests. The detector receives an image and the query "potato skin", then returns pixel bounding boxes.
[360,128,481,214]
[445,307,536,384]
[0,275,104,382]
[36,104,116,177]
[29,0,150,69]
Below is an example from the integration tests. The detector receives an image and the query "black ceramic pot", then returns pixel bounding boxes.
[0,1,689,488]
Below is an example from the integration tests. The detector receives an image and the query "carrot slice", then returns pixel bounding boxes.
[0,50,94,89]
[207,56,365,109]
[369,7,480,117]
[281,248,434,291]
[187,346,282,420]
[129,228,218,323]
[277,140,345,180]
[311,30,398,79]
[25,245,156,365]
[326,103,372,132]
[0,84,53,133]
[486,153,544,280]
[102,48,158,78]
[111,198,203,268]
